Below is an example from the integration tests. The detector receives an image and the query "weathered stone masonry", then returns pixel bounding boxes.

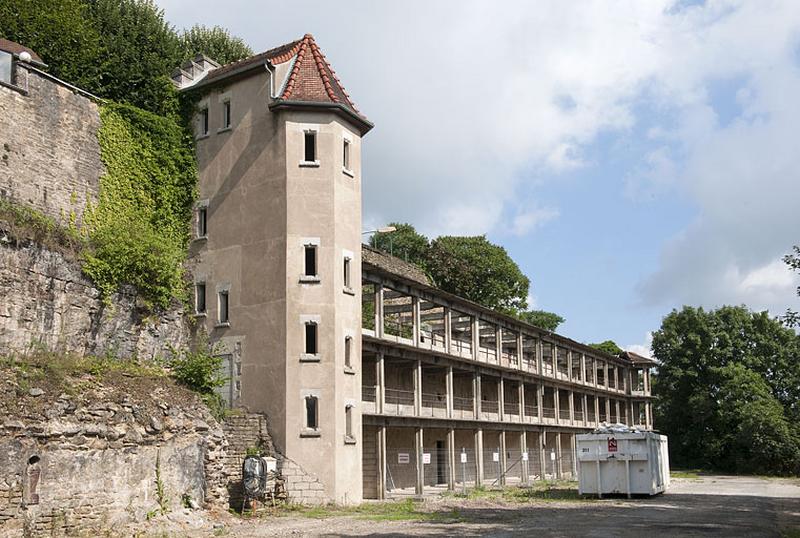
[0,65,102,227]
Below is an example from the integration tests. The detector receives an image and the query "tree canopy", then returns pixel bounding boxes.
[180,25,253,66]
[652,305,800,475]
[784,245,800,327]
[0,0,252,115]
[370,222,564,329]
[588,340,623,356]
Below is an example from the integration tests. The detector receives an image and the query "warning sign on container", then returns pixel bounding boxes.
[608,438,618,452]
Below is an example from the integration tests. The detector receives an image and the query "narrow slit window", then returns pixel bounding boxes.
[222,100,231,129]
[343,256,351,288]
[304,245,317,277]
[345,404,353,438]
[304,131,316,162]
[344,336,352,368]
[197,207,207,237]
[218,291,229,324]
[305,396,318,430]
[305,322,318,354]
[200,107,209,136]
[343,139,351,170]
[195,283,206,314]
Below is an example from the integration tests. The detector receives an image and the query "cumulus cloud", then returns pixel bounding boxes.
[159,0,800,316]
[625,332,654,360]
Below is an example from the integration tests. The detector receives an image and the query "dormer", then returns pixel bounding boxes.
[171,54,221,90]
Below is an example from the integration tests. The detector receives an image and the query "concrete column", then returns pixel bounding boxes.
[495,326,502,364]
[583,393,589,427]
[536,339,543,375]
[552,344,558,376]
[594,396,600,426]
[521,431,529,485]
[537,384,544,422]
[412,296,420,346]
[555,433,563,479]
[499,430,507,486]
[570,434,577,476]
[539,429,547,481]
[444,306,452,353]
[378,425,387,499]
[647,402,653,429]
[629,400,635,427]
[415,427,424,495]
[376,284,384,338]
[567,351,573,382]
[446,366,454,419]
[615,400,621,423]
[414,360,422,416]
[498,377,505,421]
[517,332,524,370]
[377,353,385,414]
[605,397,611,423]
[580,353,586,383]
[447,428,456,490]
[474,373,482,419]
[603,362,608,388]
[554,386,560,424]
[475,428,484,486]
[518,382,525,422]
[471,316,480,361]
[568,390,574,424]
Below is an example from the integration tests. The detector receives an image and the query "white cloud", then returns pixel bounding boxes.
[625,332,654,360]
[511,207,560,237]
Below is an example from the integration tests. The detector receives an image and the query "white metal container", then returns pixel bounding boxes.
[576,430,669,497]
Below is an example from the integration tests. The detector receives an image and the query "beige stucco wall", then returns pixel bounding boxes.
[190,70,365,502]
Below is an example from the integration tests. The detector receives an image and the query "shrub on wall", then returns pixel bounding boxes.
[84,102,197,309]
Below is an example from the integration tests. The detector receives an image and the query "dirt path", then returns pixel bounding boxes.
[133,475,800,537]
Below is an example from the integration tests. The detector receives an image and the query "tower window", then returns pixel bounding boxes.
[304,131,317,162]
[222,100,231,129]
[304,244,317,277]
[218,290,229,324]
[197,206,207,238]
[0,51,12,85]
[305,396,319,430]
[343,138,351,170]
[344,336,353,368]
[345,404,354,440]
[305,322,318,355]
[195,283,206,314]
[199,107,209,136]
[343,256,351,288]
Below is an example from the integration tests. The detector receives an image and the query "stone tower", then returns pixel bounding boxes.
[174,34,373,503]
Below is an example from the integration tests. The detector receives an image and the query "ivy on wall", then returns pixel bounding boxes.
[83,102,197,309]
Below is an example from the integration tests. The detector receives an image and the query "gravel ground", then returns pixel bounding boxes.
[132,475,800,537]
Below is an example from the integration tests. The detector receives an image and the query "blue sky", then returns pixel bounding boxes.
[159,0,800,355]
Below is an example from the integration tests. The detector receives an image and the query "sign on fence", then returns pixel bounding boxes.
[522,452,529,461]
[398,453,410,464]
[492,452,499,462]
[460,452,468,463]
[422,453,431,464]
[608,437,618,453]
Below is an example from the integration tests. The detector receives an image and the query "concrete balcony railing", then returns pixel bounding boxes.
[452,396,475,419]
[503,401,521,421]
[450,339,473,359]
[384,388,415,416]
[559,408,571,421]
[574,410,584,422]
[523,404,539,423]
[362,385,377,414]
[420,392,447,418]
[480,399,499,421]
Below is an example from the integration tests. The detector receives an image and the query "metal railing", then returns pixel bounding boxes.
[362,385,377,402]
[542,407,556,419]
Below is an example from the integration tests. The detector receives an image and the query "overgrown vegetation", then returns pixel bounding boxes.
[653,305,800,476]
[370,222,565,330]
[83,103,197,308]
[168,337,227,419]
[272,499,461,522]
[154,450,170,516]
[446,481,587,503]
[0,198,85,255]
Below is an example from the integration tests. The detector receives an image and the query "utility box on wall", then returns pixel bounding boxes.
[577,428,669,497]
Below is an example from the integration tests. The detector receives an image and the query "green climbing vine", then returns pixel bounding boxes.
[83,102,197,309]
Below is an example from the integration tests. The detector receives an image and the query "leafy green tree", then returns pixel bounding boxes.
[518,310,565,331]
[652,305,800,474]
[369,222,430,270]
[86,0,182,115]
[180,24,253,65]
[0,0,103,90]
[589,340,623,356]
[426,235,530,313]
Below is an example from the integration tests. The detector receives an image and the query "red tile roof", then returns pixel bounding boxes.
[202,34,368,127]
[0,38,44,64]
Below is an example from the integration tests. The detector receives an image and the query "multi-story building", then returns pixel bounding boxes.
[173,34,655,504]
